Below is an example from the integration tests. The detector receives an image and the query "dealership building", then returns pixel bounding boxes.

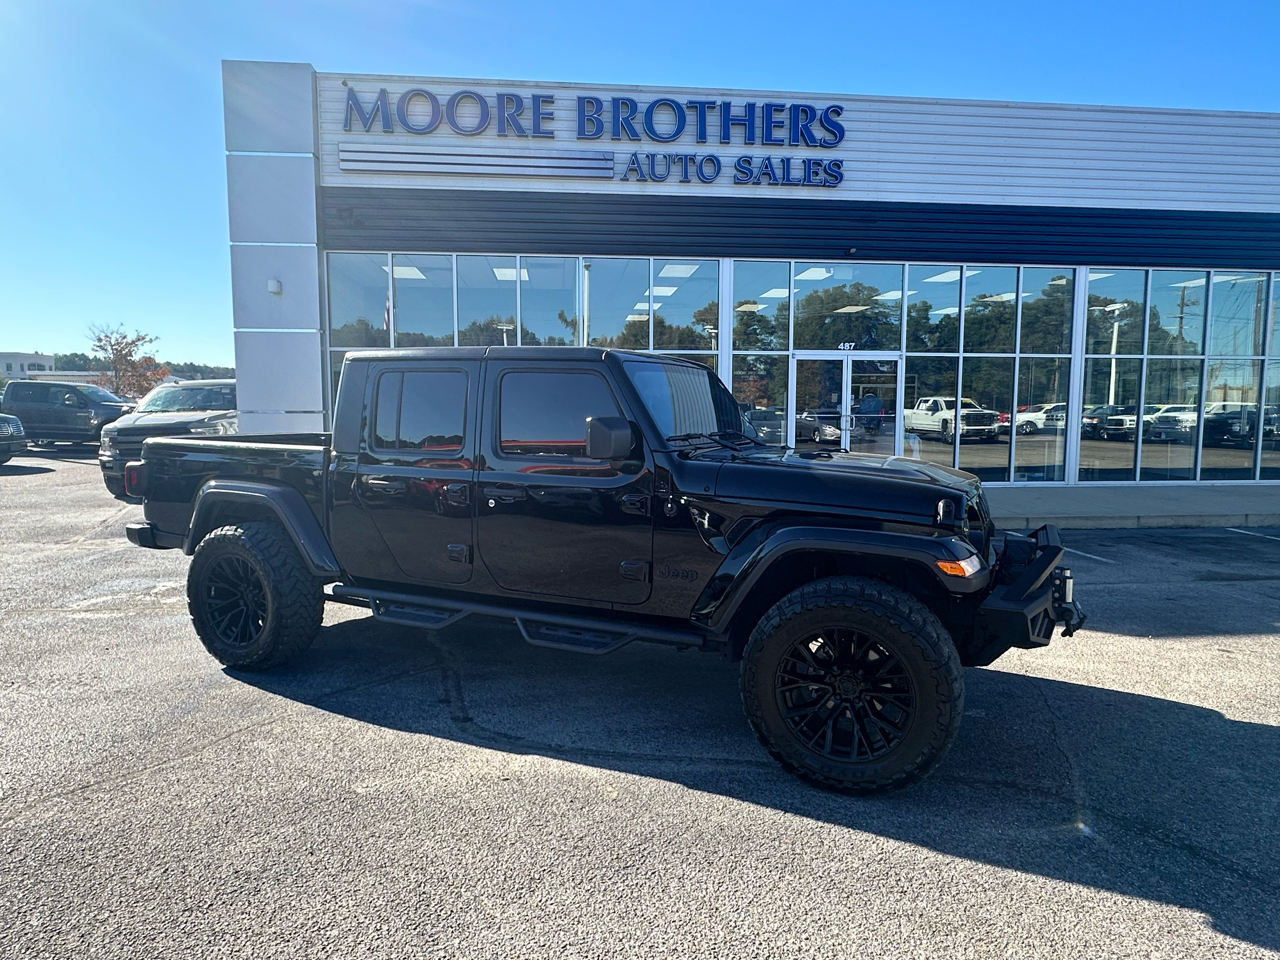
[221,60,1279,526]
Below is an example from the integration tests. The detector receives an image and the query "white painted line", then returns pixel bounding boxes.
[1226,527,1280,543]
[1063,547,1117,563]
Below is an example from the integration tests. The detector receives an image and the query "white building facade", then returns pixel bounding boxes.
[222,60,1280,523]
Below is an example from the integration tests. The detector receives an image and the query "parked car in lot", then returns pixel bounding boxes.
[0,413,26,464]
[1147,404,1199,442]
[121,348,1084,796]
[796,408,841,443]
[1081,404,1127,439]
[99,380,237,499]
[0,380,132,445]
[904,397,999,443]
[742,406,785,445]
[1014,402,1067,435]
[1101,404,1165,441]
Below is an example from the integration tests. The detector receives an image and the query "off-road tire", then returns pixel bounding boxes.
[187,521,322,670]
[741,576,964,795]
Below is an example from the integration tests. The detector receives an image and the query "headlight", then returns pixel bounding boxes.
[99,434,114,453]
[189,415,237,436]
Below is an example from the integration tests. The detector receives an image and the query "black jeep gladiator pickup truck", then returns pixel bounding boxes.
[123,348,1084,794]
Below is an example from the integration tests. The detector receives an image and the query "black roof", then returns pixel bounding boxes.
[341,347,702,364]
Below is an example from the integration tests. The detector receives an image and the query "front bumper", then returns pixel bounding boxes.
[967,524,1087,667]
[99,456,124,477]
[1,439,27,455]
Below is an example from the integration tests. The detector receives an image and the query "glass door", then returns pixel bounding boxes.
[791,354,900,456]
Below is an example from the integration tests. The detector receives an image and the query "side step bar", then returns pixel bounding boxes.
[327,584,712,655]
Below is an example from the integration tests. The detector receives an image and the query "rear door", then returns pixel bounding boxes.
[475,361,653,605]
[354,362,478,584]
[9,382,52,433]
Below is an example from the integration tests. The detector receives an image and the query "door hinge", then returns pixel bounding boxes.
[447,543,472,564]
[620,560,650,582]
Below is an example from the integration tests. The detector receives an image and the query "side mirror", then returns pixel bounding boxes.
[584,416,635,460]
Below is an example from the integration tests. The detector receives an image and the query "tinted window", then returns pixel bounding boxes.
[624,361,741,438]
[499,371,620,457]
[6,382,46,403]
[79,385,125,403]
[48,386,78,406]
[373,371,466,453]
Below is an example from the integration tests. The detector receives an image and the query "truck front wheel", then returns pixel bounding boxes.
[187,522,322,670]
[741,576,964,795]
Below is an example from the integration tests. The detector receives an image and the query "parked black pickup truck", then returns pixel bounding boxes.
[123,348,1084,794]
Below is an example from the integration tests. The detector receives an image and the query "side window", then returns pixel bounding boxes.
[48,386,71,406]
[372,370,467,453]
[499,371,621,458]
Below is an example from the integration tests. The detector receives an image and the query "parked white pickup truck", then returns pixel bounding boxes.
[1013,402,1067,435]
[904,397,999,443]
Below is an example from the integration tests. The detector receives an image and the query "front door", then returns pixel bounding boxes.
[475,361,653,605]
[791,354,900,457]
[354,362,479,585]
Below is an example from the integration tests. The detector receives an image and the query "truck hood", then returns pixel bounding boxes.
[712,448,982,521]
[103,410,232,435]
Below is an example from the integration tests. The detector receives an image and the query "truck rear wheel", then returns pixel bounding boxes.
[741,576,963,795]
[187,521,322,670]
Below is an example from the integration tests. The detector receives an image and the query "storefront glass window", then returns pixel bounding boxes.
[906,265,962,352]
[520,257,578,346]
[1261,361,1280,479]
[1020,268,1075,355]
[585,258,650,348]
[457,255,518,346]
[903,356,958,468]
[1270,275,1279,356]
[328,253,390,348]
[732,355,788,446]
[1140,358,1203,480]
[958,357,1013,481]
[732,261,790,351]
[793,262,903,351]
[653,260,718,350]
[392,254,454,347]
[662,354,716,372]
[962,267,1018,354]
[1208,273,1268,357]
[1085,269,1145,355]
[1200,360,1263,480]
[1079,358,1141,482]
[1014,357,1069,481]
[1148,271,1207,356]
[848,360,897,459]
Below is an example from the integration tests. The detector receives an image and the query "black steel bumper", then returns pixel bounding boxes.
[967,524,1087,667]
[125,522,184,550]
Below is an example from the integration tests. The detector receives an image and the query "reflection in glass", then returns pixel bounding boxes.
[1272,276,1280,357]
[906,265,963,352]
[653,260,718,349]
[328,350,352,406]
[457,255,518,346]
[328,253,390,348]
[585,258,650,348]
[1014,358,1069,481]
[793,262,903,351]
[393,254,454,347]
[1140,358,1203,480]
[1086,269,1145,355]
[1148,271,1207,355]
[958,357,1012,481]
[1020,268,1075,354]
[661,353,716,373]
[903,356,957,468]
[733,355,788,446]
[1261,361,1280,478]
[520,257,578,346]
[1208,273,1268,357]
[849,360,897,459]
[1200,360,1262,480]
[1079,358,1141,482]
[794,359,843,454]
[962,266,1018,354]
[733,261,790,351]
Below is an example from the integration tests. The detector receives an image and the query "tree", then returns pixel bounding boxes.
[88,325,170,398]
[54,352,111,372]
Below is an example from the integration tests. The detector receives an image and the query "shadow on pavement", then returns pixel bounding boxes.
[237,615,1280,951]
[0,463,56,476]
[18,445,99,462]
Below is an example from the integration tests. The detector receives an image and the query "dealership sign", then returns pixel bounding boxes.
[340,86,846,188]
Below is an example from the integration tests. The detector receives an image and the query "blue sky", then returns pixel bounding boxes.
[1,0,1277,368]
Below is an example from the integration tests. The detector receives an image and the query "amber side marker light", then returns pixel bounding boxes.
[936,556,983,577]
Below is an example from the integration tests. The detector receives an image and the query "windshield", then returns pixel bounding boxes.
[79,384,126,403]
[136,383,237,413]
[623,361,746,441]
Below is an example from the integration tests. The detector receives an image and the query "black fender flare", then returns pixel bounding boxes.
[694,524,988,634]
[184,479,342,578]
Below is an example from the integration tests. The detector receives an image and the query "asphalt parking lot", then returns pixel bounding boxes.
[2,450,1278,959]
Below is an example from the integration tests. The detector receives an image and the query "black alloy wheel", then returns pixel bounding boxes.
[775,627,915,762]
[202,555,269,649]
